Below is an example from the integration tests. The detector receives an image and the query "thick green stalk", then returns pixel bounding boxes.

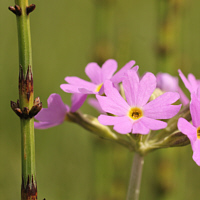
[126,152,144,200]
[10,0,37,199]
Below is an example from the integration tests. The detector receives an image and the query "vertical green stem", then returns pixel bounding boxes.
[126,152,144,200]
[12,0,37,199]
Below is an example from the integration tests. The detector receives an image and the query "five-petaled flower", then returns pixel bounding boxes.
[97,69,182,134]
[60,59,138,96]
[34,93,86,129]
[178,93,200,166]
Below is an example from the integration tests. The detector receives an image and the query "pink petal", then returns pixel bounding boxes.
[136,72,156,107]
[143,92,181,119]
[131,120,150,134]
[177,86,189,105]
[65,77,96,90]
[122,69,139,106]
[178,69,193,93]
[98,115,132,134]
[96,95,129,116]
[34,121,63,129]
[102,80,130,112]
[144,104,181,119]
[140,117,167,130]
[177,118,196,144]
[156,73,179,92]
[190,93,200,127]
[85,62,102,84]
[70,93,87,112]
[61,77,96,94]
[60,84,81,93]
[192,139,200,166]
[101,59,118,81]
[111,60,137,83]
[188,73,198,92]
[35,94,68,123]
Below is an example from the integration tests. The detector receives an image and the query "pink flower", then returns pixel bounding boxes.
[60,59,138,95]
[178,69,200,95]
[97,69,181,134]
[178,93,200,166]
[34,93,86,129]
[157,72,189,105]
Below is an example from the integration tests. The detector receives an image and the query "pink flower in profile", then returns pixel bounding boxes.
[178,69,200,95]
[60,59,138,95]
[157,72,189,105]
[34,93,86,129]
[97,69,181,134]
[178,93,200,166]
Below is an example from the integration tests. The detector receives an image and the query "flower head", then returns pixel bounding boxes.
[60,59,138,95]
[34,93,86,129]
[97,69,181,134]
[178,93,200,166]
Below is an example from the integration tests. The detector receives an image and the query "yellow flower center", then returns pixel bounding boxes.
[95,83,103,92]
[197,127,200,139]
[128,107,143,120]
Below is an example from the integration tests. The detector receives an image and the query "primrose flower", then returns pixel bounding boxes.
[60,59,138,95]
[34,93,86,129]
[97,69,181,134]
[157,72,189,105]
[178,94,200,166]
[178,69,200,95]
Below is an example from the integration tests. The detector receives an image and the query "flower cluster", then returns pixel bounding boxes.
[34,59,200,165]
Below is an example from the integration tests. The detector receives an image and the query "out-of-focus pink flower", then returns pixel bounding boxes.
[97,69,181,135]
[34,93,86,129]
[157,72,189,105]
[178,93,200,166]
[60,59,138,95]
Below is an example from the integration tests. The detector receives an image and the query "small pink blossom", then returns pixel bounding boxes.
[34,93,86,129]
[60,59,138,95]
[178,93,200,166]
[97,69,181,134]
[178,69,200,96]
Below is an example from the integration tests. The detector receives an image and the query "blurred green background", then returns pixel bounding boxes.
[1,0,200,199]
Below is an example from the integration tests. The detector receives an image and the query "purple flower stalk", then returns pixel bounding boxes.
[34,93,86,129]
[97,69,181,134]
[60,59,138,95]
[178,94,200,166]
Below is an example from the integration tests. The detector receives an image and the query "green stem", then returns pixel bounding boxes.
[13,0,37,199]
[15,0,32,73]
[126,152,144,200]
